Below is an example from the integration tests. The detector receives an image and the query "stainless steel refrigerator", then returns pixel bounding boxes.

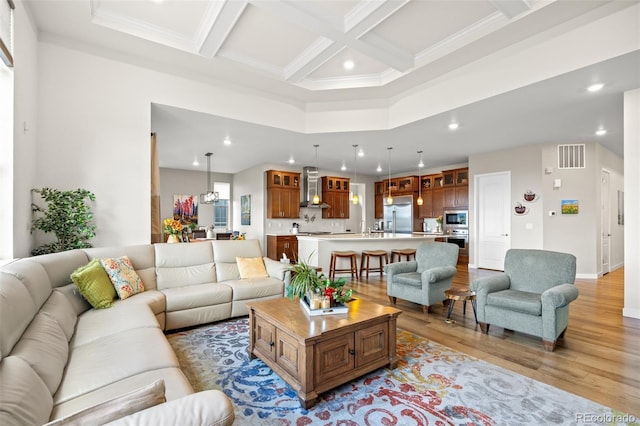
[383,195,413,234]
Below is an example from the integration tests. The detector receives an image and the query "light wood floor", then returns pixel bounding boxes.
[345,266,640,416]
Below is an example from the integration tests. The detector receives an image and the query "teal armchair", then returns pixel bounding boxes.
[385,242,459,315]
[471,249,578,351]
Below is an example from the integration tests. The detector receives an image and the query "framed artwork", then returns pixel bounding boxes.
[561,199,579,214]
[173,194,198,225]
[241,195,251,225]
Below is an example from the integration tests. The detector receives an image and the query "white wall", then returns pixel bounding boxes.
[26,40,308,250]
[623,89,640,319]
[469,142,621,277]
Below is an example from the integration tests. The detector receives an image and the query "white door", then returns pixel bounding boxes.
[476,172,511,270]
[601,169,611,275]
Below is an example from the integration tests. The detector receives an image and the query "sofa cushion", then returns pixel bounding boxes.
[11,313,69,394]
[236,257,268,279]
[0,356,53,426]
[71,304,160,348]
[486,289,542,315]
[100,256,145,300]
[84,245,157,291]
[155,243,216,289]
[393,272,422,287]
[216,262,240,282]
[222,278,284,301]
[161,283,232,312]
[40,290,78,341]
[1,258,53,311]
[45,379,166,426]
[28,250,89,290]
[54,328,179,406]
[71,259,116,309]
[50,368,193,420]
[0,273,38,357]
[111,289,166,316]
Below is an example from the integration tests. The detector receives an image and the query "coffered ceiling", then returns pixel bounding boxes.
[25,0,640,174]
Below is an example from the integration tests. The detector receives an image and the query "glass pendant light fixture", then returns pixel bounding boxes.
[386,147,393,205]
[312,144,320,205]
[352,144,359,204]
[199,152,219,204]
[417,150,424,206]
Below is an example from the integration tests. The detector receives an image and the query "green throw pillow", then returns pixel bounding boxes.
[71,259,116,309]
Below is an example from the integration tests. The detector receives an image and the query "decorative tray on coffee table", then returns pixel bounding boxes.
[300,296,349,316]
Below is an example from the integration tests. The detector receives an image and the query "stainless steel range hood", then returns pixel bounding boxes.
[300,166,330,208]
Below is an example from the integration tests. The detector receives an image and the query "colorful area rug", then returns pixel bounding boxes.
[167,318,633,425]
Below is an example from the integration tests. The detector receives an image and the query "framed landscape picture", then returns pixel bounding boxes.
[561,199,579,214]
[173,194,198,225]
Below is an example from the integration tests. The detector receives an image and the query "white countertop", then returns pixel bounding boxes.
[296,233,436,241]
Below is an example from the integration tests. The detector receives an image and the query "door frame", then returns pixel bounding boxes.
[472,171,511,270]
[601,168,611,275]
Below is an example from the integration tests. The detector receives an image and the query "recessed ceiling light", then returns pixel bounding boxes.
[448,122,459,130]
[595,128,607,136]
[288,156,295,164]
[341,161,347,171]
[358,148,364,157]
[343,60,355,70]
[587,83,604,92]
[192,159,199,166]
[223,137,231,146]
[376,164,382,172]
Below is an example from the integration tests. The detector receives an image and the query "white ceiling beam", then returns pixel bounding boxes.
[284,37,340,83]
[198,0,249,58]
[489,0,534,19]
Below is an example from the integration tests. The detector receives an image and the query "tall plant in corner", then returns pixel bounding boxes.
[31,188,97,256]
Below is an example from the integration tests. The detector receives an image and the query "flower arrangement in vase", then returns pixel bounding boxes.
[435,215,443,232]
[163,218,183,243]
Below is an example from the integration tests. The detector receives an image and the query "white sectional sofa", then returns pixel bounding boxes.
[0,239,288,425]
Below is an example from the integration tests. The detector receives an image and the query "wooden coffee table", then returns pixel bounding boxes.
[444,288,477,324]
[247,297,402,408]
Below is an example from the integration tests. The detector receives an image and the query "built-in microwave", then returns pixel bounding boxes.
[443,210,468,228]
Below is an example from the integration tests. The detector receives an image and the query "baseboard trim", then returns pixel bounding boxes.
[576,273,599,280]
[622,307,640,319]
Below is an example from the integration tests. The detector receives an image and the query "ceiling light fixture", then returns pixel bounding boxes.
[595,128,607,136]
[587,83,604,92]
[343,60,355,70]
[288,156,295,164]
[352,144,359,205]
[223,137,231,146]
[199,152,219,204]
[341,161,347,171]
[448,122,459,130]
[358,147,364,157]
[192,157,199,166]
[417,150,423,206]
[376,163,382,172]
[313,144,320,205]
[386,147,393,205]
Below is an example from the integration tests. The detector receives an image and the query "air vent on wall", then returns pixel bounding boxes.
[557,144,585,169]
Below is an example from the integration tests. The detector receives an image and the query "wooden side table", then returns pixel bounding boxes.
[444,288,477,324]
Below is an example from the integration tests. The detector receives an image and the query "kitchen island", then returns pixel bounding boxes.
[297,233,438,275]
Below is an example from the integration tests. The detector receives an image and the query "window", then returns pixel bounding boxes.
[0,0,14,68]
[213,182,230,229]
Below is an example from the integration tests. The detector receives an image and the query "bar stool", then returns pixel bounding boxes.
[329,251,359,280]
[390,248,417,263]
[360,250,389,279]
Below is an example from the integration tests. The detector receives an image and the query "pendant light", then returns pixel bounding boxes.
[312,144,320,205]
[352,144,359,204]
[386,147,393,205]
[417,150,424,206]
[199,152,219,204]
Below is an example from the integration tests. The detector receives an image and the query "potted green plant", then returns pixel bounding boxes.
[30,187,96,256]
[286,255,324,301]
[323,277,354,305]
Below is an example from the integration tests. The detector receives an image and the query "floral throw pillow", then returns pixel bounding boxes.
[100,256,144,300]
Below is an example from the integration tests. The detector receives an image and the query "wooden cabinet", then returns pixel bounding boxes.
[417,173,443,218]
[321,176,350,218]
[374,181,385,218]
[442,168,468,208]
[267,235,298,261]
[248,298,400,408]
[266,170,301,218]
